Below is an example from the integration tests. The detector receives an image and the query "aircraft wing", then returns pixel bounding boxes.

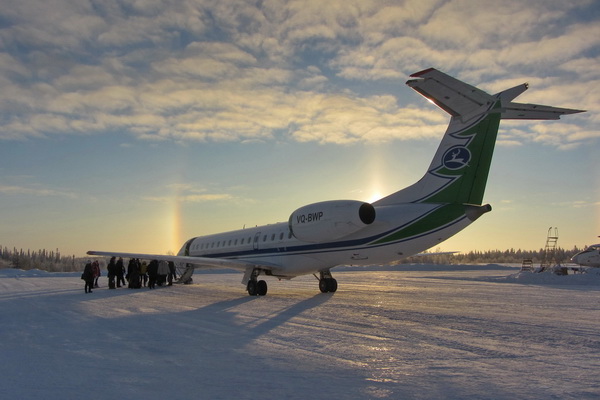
[86,250,276,273]
[414,251,459,256]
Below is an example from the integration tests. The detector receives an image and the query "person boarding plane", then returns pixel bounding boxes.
[88,68,584,296]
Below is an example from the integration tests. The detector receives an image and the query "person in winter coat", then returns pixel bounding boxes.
[82,261,95,293]
[157,261,169,286]
[92,260,101,288]
[115,257,126,287]
[147,260,158,289]
[139,261,148,287]
[107,257,116,289]
[127,258,140,289]
[168,261,177,286]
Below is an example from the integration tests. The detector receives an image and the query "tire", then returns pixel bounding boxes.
[319,279,329,293]
[257,280,268,296]
[247,280,257,296]
[327,278,338,293]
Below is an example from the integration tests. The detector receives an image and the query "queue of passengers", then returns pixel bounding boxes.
[105,257,177,290]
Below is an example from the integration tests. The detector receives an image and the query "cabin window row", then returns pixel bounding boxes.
[191,231,294,251]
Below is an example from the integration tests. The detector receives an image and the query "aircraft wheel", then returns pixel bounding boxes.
[319,278,329,293]
[327,278,338,293]
[247,280,257,296]
[257,280,268,296]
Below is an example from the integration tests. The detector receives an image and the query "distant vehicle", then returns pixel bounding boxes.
[570,244,600,268]
[88,68,584,296]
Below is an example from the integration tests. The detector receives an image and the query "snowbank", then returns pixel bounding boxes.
[500,268,600,285]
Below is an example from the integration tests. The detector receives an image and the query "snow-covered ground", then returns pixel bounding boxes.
[1,264,599,400]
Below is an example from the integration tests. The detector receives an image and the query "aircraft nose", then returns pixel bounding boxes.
[570,254,580,263]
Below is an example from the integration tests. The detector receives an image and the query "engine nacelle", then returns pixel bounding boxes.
[289,200,376,243]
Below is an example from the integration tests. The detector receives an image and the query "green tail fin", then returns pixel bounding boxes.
[374,68,584,207]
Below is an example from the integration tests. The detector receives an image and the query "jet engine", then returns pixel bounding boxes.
[289,200,376,243]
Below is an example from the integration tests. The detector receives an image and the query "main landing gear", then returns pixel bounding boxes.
[316,270,338,293]
[244,268,337,296]
[246,268,268,296]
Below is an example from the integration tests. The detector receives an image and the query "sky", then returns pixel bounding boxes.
[0,0,598,257]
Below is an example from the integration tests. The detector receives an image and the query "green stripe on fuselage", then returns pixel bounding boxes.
[372,203,465,245]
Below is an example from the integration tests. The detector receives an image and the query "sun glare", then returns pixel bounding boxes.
[367,191,383,203]
[365,145,388,204]
[168,191,182,254]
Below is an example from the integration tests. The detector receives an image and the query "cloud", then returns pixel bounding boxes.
[0,0,596,149]
[0,184,78,199]
[143,182,234,203]
[143,193,233,203]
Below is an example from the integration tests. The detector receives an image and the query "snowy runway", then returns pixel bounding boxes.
[1,265,598,399]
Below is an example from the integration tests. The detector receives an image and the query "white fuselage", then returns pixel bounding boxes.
[178,202,476,278]
[570,245,600,268]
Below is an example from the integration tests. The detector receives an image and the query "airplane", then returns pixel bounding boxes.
[88,68,584,296]
[570,242,600,268]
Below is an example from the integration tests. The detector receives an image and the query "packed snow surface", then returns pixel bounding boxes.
[1,264,599,399]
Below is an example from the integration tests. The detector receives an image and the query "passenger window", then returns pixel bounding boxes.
[263,235,267,242]
[279,232,284,240]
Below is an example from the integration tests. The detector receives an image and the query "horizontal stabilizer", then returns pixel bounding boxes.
[407,68,585,121]
[495,83,529,102]
[496,102,585,120]
[407,68,494,118]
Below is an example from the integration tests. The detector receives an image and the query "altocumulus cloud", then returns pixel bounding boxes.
[0,0,597,147]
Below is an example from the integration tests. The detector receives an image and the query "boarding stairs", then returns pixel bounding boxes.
[176,264,194,284]
[520,259,534,272]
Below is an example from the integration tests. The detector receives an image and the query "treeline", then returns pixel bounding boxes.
[0,246,82,272]
[0,245,586,272]
[404,246,584,265]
